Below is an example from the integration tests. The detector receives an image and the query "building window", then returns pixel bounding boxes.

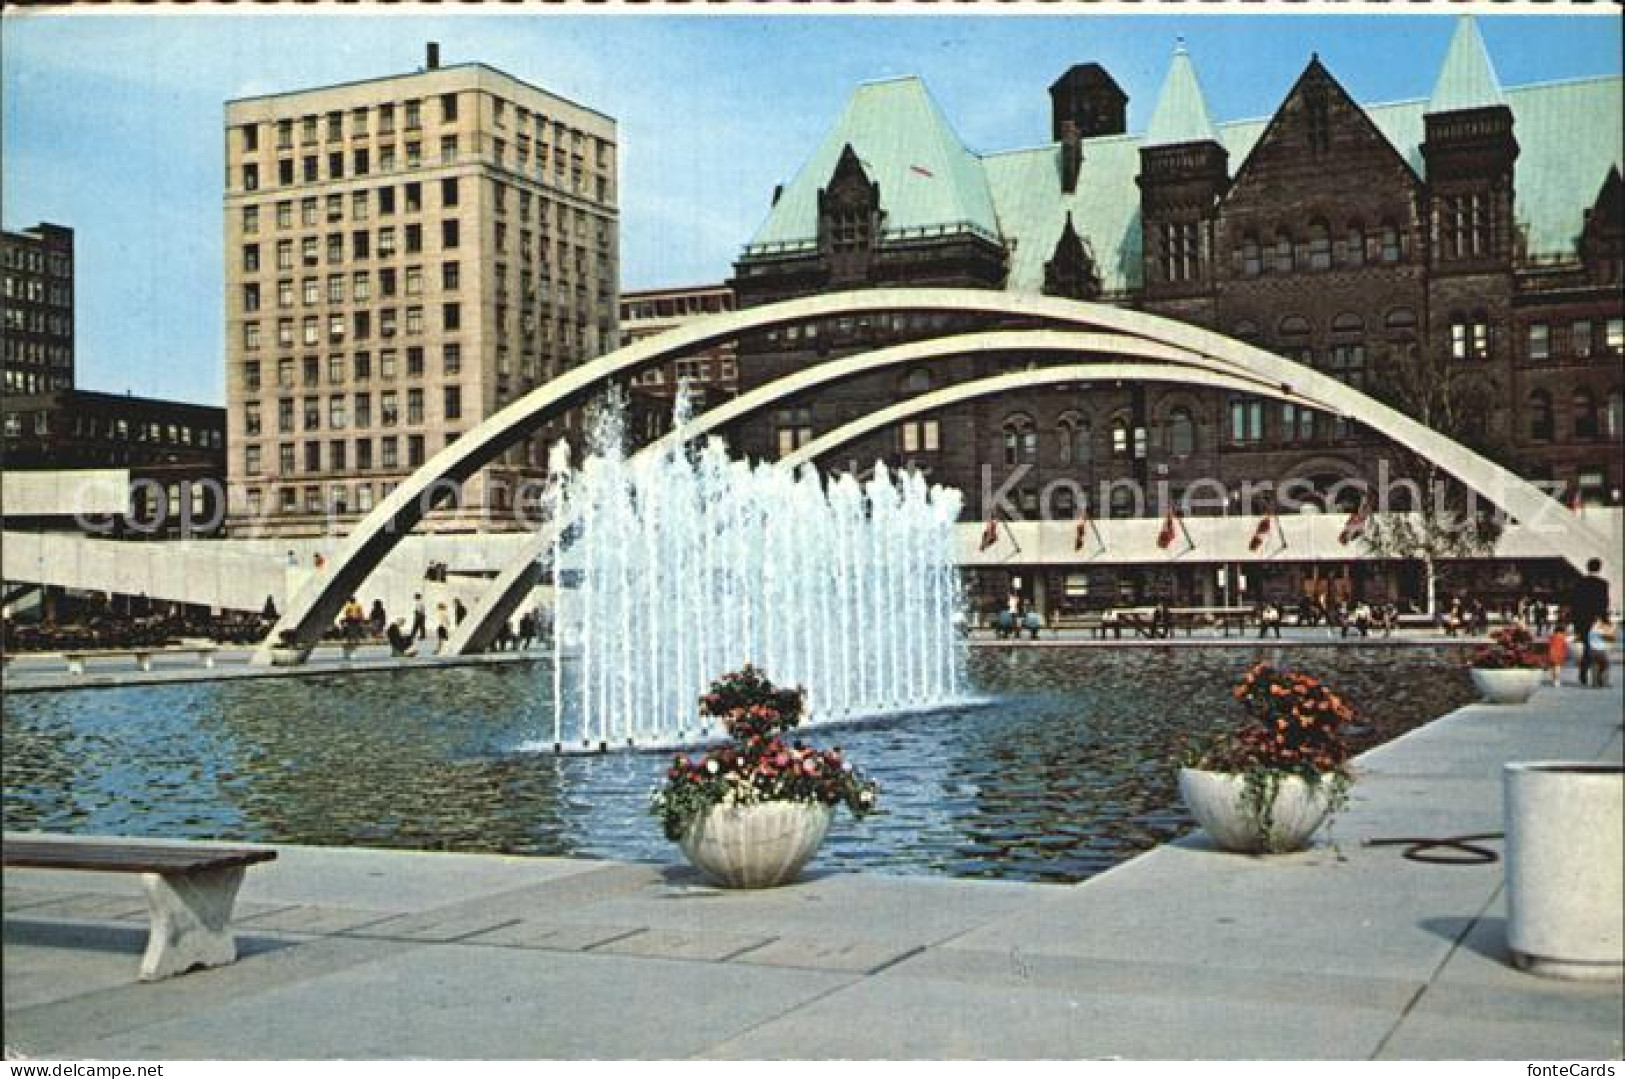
[444,385,462,421]
[1328,343,1367,389]
[354,392,371,428]
[329,394,347,430]
[244,244,262,272]
[1229,398,1264,443]
[1574,388,1600,439]
[1167,407,1195,458]
[304,441,321,473]
[244,360,261,391]
[1572,320,1593,359]
[442,219,460,248]
[900,419,939,454]
[1159,221,1199,283]
[1307,219,1332,270]
[1001,415,1037,465]
[381,436,398,469]
[357,440,373,471]
[442,261,460,290]
[406,346,424,376]
[381,391,398,426]
[443,343,461,375]
[1281,402,1316,442]
[1606,389,1624,439]
[1380,222,1402,263]
[276,201,292,229]
[242,205,260,234]
[1528,390,1554,442]
[408,435,425,467]
[279,444,295,475]
[443,302,461,331]
[1607,318,1625,356]
[441,92,459,123]
[1345,222,1365,267]
[1528,323,1551,362]
[1240,234,1261,277]
[1273,230,1294,274]
[303,396,320,430]
[773,408,813,458]
[1451,319,1489,361]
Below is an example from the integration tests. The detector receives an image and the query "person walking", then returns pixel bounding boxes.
[410,593,427,642]
[1569,558,1610,686]
[434,602,451,655]
[1547,620,1569,687]
[368,599,387,637]
[1585,616,1614,688]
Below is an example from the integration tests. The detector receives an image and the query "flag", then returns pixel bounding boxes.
[1074,511,1102,553]
[1156,509,1178,550]
[909,164,935,179]
[1338,500,1369,545]
[1248,513,1274,553]
[979,518,1000,551]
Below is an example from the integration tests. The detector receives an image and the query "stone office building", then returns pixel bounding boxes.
[728,19,1623,609]
[222,44,619,537]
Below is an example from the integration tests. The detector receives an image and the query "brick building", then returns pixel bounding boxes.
[1,222,74,395]
[727,19,1623,609]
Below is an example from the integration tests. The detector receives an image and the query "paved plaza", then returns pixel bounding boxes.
[4,668,1621,1060]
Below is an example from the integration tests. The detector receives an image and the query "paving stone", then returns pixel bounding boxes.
[3,888,81,913]
[731,935,924,975]
[15,894,149,922]
[343,910,524,943]
[234,905,399,935]
[460,920,645,952]
[590,927,775,962]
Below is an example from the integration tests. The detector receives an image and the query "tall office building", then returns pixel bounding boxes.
[223,44,618,536]
[2,222,75,395]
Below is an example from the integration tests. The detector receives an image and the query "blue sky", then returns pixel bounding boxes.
[3,10,1620,405]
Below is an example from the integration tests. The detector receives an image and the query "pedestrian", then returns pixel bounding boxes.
[1532,597,1550,636]
[368,599,387,636]
[340,596,365,645]
[410,593,427,642]
[518,611,536,650]
[435,602,450,654]
[1568,558,1610,686]
[1547,620,1569,687]
[494,619,515,651]
[385,618,416,658]
[286,549,298,568]
[314,552,326,570]
[1585,616,1614,688]
[454,597,468,626]
[1258,602,1282,640]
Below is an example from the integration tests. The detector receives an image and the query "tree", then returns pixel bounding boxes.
[1358,343,1511,616]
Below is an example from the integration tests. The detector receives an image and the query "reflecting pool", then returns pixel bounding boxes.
[2,646,1476,883]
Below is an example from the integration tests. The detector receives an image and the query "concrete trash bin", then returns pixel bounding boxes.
[1504,761,1624,980]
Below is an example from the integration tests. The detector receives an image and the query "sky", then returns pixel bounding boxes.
[2,8,1620,406]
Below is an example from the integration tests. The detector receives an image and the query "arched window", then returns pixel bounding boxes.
[1057,413,1091,465]
[1240,234,1262,277]
[1528,390,1554,442]
[1345,221,1366,267]
[1274,230,1295,273]
[1002,414,1036,465]
[1332,312,1365,334]
[1308,219,1332,270]
[1380,220,1402,263]
[1573,388,1599,439]
[1167,407,1196,458]
[1278,315,1311,337]
[1232,319,1260,341]
[1385,307,1417,331]
[901,367,931,395]
[1607,388,1624,440]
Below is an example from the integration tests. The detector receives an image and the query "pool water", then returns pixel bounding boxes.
[2,645,1476,883]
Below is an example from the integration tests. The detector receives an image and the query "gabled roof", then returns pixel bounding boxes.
[742,53,1622,289]
[1428,16,1507,114]
[1145,45,1219,148]
[744,76,1001,254]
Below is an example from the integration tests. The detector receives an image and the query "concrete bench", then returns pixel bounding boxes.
[62,645,218,675]
[2,837,277,981]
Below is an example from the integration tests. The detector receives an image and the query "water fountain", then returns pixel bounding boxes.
[535,389,967,752]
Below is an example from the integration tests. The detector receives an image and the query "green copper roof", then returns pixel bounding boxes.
[744,76,1001,253]
[745,64,1621,289]
[1428,16,1507,114]
[1145,46,1219,148]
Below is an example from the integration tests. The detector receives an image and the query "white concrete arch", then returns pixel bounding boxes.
[777,365,1334,469]
[445,333,1295,654]
[261,288,1616,663]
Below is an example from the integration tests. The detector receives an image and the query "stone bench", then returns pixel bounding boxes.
[62,645,219,675]
[2,836,277,981]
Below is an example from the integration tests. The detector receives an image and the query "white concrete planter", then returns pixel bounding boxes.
[1470,667,1543,705]
[678,801,833,889]
[1504,762,1624,981]
[1178,767,1336,854]
[268,645,309,667]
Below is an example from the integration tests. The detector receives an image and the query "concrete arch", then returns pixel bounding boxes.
[262,288,1617,663]
[448,357,1302,656]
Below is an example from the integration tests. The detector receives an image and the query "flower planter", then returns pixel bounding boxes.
[678,801,833,889]
[1470,668,1543,705]
[267,645,309,667]
[1504,762,1624,981]
[1178,767,1335,854]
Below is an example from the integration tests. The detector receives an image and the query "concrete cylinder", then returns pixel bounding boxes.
[1504,761,1624,980]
